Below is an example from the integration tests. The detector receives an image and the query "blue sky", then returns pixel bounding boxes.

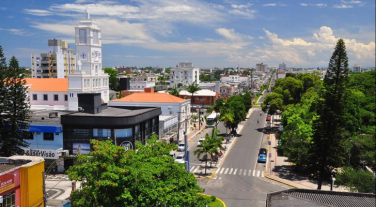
[0,0,374,68]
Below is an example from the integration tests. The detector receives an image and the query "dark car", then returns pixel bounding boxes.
[259,148,267,155]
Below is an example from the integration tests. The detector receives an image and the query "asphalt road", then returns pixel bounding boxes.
[198,107,290,207]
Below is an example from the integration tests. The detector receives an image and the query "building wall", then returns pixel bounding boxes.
[130,81,155,90]
[29,91,68,107]
[169,62,200,87]
[20,161,45,207]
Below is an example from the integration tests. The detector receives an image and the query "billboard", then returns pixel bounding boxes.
[73,143,90,155]
[0,169,20,194]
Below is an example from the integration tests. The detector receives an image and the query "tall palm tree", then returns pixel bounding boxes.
[186,82,201,113]
[167,85,181,97]
[194,133,212,175]
[220,111,234,135]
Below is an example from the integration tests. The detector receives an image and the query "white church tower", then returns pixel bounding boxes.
[68,9,109,111]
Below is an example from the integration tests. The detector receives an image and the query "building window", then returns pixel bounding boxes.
[93,128,111,137]
[43,133,54,141]
[93,30,99,44]
[54,94,58,101]
[33,94,37,101]
[43,94,48,101]
[79,29,87,44]
[65,95,68,101]
[1,191,15,207]
[115,128,133,138]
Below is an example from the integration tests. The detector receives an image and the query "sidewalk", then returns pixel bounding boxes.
[265,114,348,191]
[194,107,256,178]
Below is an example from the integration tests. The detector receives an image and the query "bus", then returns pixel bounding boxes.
[206,113,219,128]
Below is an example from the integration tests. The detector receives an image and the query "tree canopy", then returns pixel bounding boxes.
[67,137,210,206]
[104,68,119,91]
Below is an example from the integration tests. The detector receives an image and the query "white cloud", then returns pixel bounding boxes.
[229,9,256,19]
[246,26,375,67]
[333,4,354,8]
[0,28,29,36]
[231,3,252,9]
[299,3,327,7]
[259,36,265,39]
[24,9,53,16]
[262,3,276,7]
[300,3,308,6]
[216,28,252,42]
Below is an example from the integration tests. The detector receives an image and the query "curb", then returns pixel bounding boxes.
[199,193,226,207]
[264,123,301,189]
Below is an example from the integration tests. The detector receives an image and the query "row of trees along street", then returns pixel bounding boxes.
[0,45,30,157]
[262,39,375,193]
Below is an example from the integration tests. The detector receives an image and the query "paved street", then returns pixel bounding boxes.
[197,107,290,207]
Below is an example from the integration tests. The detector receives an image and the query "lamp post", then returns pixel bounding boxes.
[108,132,117,146]
[198,105,201,130]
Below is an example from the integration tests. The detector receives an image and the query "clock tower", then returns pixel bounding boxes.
[68,9,109,111]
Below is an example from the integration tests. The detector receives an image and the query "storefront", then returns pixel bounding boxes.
[0,169,20,207]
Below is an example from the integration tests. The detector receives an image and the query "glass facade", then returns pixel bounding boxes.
[0,191,15,207]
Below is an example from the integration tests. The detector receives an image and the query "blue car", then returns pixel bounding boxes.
[258,154,266,163]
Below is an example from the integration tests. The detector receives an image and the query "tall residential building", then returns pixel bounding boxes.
[169,62,200,87]
[31,39,76,78]
[256,63,268,72]
[279,62,286,71]
[68,9,109,111]
[352,64,361,72]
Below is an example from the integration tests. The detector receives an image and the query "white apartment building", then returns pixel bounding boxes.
[130,81,155,90]
[220,74,249,83]
[31,39,76,78]
[169,62,199,87]
[352,64,361,72]
[67,10,109,111]
[256,63,268,72]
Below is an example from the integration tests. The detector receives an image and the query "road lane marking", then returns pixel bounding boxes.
[215,167,221,174]
[253,170,256,177]
[248,170,252,176]
[229,168,233,174]
[262,171,265,177]
[219,168,225,174]
[257,171,260,177]
[233,169,237,175]
[239,169,243,175]
[224,168,229,174]
[243,170,247,176]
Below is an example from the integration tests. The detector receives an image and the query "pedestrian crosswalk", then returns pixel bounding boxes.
[213,167,265,179]
[189,165,201,173]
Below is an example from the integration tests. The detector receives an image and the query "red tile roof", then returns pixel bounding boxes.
[25,78,68,92]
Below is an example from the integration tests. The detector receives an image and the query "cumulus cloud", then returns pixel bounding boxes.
[246,26,375,67]
[216,28,252,42]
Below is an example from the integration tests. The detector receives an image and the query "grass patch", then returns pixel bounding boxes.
[207,198,225,207]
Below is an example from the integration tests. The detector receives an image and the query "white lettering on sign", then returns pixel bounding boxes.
[22,148,58,159]
[0,179,12,188]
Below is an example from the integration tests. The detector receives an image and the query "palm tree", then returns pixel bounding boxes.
[220,111,234,135]
[194,133,212,175]
[186,82,201,113]
[167,85,181,97]
[157,75,166,85]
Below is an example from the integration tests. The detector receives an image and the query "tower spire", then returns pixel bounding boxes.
[86,8,90,19]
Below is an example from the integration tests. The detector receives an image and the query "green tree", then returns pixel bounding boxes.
[223,95,246,135]
[0,53,30,156]
[104,68,119,90]
[186,82,201,111]
[167,85,181,97]
[335,166,375,193]
[213,98,225,113]
[67,138,209,206]
[157,75,166,85]
[242,90,253,111]
[310,39,350,190]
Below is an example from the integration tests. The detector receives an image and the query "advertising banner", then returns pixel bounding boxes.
[29,125,62,133]
[73,143,90,155]
[22,148,59,159]
[0,169,20,194]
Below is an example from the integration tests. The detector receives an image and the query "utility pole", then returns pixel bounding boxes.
[198,106,201,130]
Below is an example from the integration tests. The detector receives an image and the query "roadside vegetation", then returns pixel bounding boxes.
[262,39,375,192]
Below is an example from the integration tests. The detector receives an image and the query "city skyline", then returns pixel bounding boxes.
[0,0,375,68]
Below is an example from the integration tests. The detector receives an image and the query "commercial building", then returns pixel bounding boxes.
[0,156,45,207]
[279,62,286,71]
[61,93,161,168]
[169,62,200,87]
[31,39,76,78]
[352,64,361,72]
[179,89,218,106]
[110,90,191,142]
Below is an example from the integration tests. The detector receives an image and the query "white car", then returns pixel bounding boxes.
[169,152,176,159]
[177,143,185,151]
[174,154,185,163]
[197,138,205,147]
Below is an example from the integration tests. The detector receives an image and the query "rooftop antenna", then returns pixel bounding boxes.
[86,8,90,19]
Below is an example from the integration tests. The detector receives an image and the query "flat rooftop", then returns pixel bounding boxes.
[30,109,74,125]
[64,106,159,117]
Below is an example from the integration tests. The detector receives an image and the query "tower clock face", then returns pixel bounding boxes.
[80,52,87,59]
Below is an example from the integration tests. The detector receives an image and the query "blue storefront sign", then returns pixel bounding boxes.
[29,125,62,133]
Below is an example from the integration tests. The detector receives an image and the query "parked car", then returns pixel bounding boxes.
[174,154,185,163]
[258,148,267,163]
[197,138,205,147]
[177,143,185,151]
[169,152,176,159]
[259,148,267,155]
[258,154,266,163]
